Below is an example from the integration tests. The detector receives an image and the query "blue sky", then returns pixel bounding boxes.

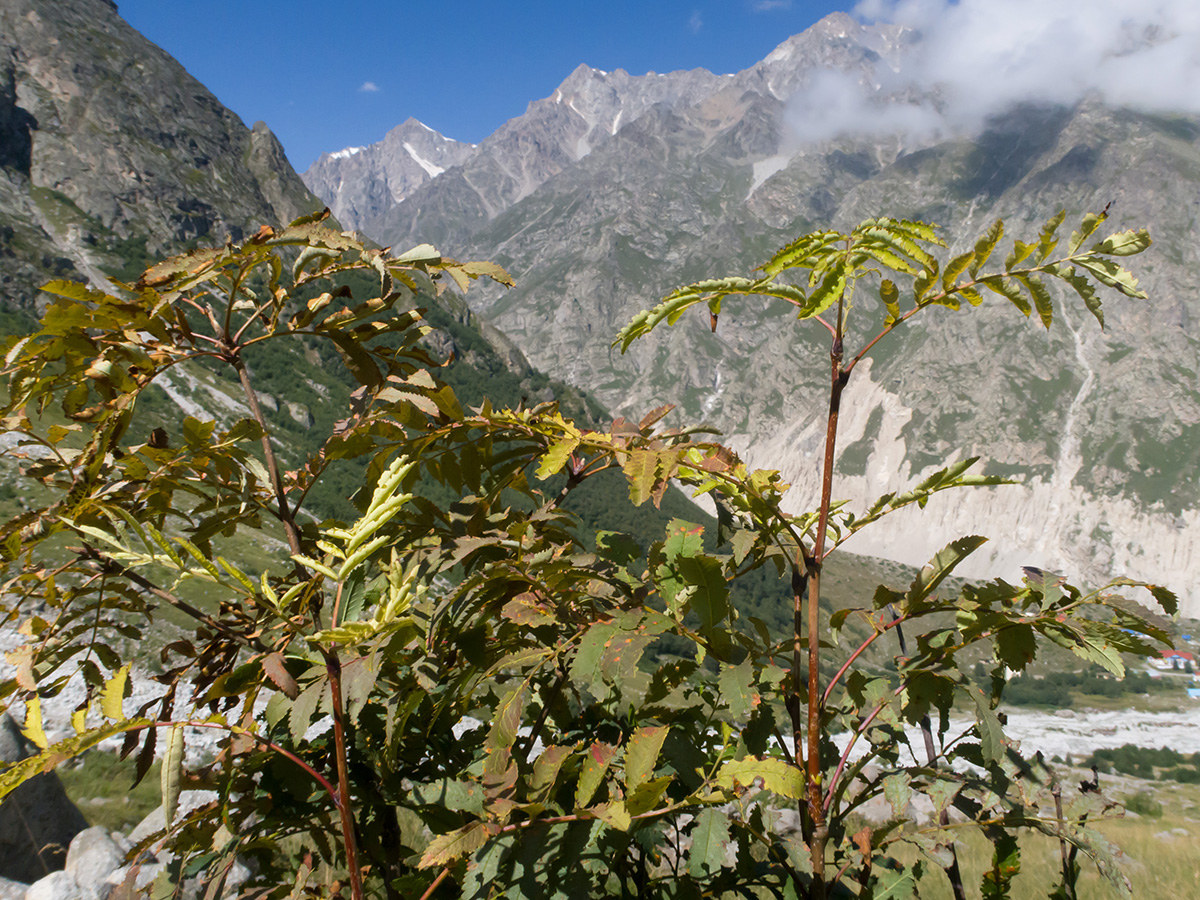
[116,1,852,172]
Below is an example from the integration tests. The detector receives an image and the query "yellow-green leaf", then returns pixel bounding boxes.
[21,696,47,750]
[101,665,131,721]
[625,725,670,791]
[418,822,488,869]
[536,436,579,480]
[717,756,805,799]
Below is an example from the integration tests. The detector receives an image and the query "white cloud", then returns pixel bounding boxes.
[784,0,1200,142]
[689,10,704,33]
[786,68,943,143]
[358,81,380,93]
[753,0,792,10]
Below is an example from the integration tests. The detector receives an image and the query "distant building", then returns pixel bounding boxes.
[1151,650,1196,670]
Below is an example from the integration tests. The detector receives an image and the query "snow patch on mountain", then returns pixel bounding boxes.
[403,142,445,178]
[748,154,791,198]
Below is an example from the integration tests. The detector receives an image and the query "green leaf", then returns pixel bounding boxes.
[289,678,325,744]
[1073,256,1147,299]
[21,697,47,749]
[874,861,922,900]
[1091,228,1151,257]
[1005,238,1036,270]
[730,529,756,566]
[967,688,1006,764]
[326,331,382,388]
[718,659,758,720]
[879,279,900,325]
[614,276,806,352]
[570,622,617,698]
[530,745,574,805]
[393,243,441,265]
[625,725,670,791]
[1034,209,1066,263]
[461,260,515,286]
[800,260,848,319]
[1014,273,1055,328]
[981,829,1020,900]
[488,685,527,755]
[882,772,913,818]
[978,275,1031,317]
[626,775,673,817]
[688,808,731,878]
[941,251,974,292]
[663,519,704,561]
[595,799,632,832]
[970,219,1004,277]
[335,568,366,626]
[994,623,1038,671]
[763,229,845,276]
[1068,211,1107,254]
[409,779,485,815]
[857,219,941,272]
[1053,264,1105,328]
[181,416,216,447]
[906,535,987,609]
[677,554,730,635]
[595,531,641,566]
[576,741,617,807]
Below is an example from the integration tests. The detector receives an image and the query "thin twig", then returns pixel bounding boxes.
[418,866,451,900]
[80,548,266,651]
[324,649,365,900]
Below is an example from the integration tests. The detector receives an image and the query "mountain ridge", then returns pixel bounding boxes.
[0,0,324,306]
[307,13,1200,614]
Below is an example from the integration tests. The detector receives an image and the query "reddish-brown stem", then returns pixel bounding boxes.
[790,564,808,835]
[821,615,910,707]
[324,650,365,900]
[329,580,346,631]
[418,866,451,900]
[823,695,891,812]
[811,314,837,338]
[805,298,848,894]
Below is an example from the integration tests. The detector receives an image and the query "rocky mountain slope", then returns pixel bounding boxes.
[0,0,750,579]
[0,0,324,308]
[311,12,1200,614]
